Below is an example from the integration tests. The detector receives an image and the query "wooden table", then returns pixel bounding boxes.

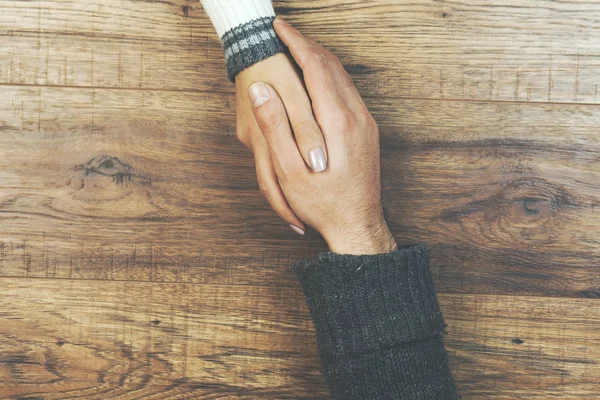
[1,1,599,398]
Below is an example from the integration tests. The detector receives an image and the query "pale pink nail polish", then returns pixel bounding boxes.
[308,147,327,172]
[289,225,305,235]
[248,82,270,107]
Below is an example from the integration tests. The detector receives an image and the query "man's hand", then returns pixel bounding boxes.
[236,53,328,235]
[247,19,398,255]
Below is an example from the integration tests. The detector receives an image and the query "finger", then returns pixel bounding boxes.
[254,141,306,235]
[235,85,254,151]
[273,18,364,112]
[271,19,346,112]
[277,81,328,173]
[247,81,307,177]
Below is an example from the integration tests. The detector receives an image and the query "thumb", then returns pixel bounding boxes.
[247,82,305,174]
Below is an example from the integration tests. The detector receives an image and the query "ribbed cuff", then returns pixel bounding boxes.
[326,336,457,399]
[294,244,446,364]
[295,244,456,399]
[222,16,286,81]
[200,0,285,81]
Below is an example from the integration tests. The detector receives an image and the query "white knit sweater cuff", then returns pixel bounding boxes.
[201,0,286,81]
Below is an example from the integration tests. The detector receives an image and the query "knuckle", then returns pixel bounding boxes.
[257,177,270,196]
[336,110,355,130]
[338,68,355,89]
[369,116,380,132]
[359,108,379,131]
[324,49,339,64]
[321,75,338,97]
[356,107,373,125]
[258,109,284,134]
[328,54,353,82]
[294,119,319,137]
[236,130,252,150]
[307,49,329,69]
[235,126,247,142]
[280,160,305,179]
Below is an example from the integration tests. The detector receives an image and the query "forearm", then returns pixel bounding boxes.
[200,0,286,81]
[295,244,458,399]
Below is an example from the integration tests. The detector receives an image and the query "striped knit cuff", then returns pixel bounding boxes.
[222,16,286,82]
[200,0,286,81]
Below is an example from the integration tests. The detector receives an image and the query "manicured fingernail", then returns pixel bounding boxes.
[308,147,327,172]
[248,82,270,107]
[289,224,305,235]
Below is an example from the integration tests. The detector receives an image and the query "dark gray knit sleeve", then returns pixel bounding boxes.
[295,244,458,400]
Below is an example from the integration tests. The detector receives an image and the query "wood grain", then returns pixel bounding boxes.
[442,293,600,398]
[1,87,599,296]
[2,0,600,103]
[1,0,600,398]
[0,278,328,399]
[1,278,598,399]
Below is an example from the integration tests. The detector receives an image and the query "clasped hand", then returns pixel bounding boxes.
[235,18,397,255]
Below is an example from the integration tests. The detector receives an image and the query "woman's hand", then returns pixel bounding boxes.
[236,53,328,235]
[247,19,398,255]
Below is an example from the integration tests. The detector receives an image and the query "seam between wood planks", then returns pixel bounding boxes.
[0,274,598,302]
[1,82,600,107]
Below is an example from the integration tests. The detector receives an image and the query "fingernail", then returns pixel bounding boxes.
[248,82,270,107]
[289,224,305,235]
[308,147,327,172]
[275,18,290,26]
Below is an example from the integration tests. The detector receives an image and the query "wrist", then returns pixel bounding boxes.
[236,53,293,83]
[324,218,398,255]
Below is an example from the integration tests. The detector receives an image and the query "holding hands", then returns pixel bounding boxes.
[238,19,397,255]
[236,52,327,234]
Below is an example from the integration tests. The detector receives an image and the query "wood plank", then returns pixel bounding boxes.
[0,85,326,288]
[2,0,600,104]
[1,85,599,296]
[0,278,328,399]
[441,293,600,399]
[2,0,600,398]
[380,132,600,297]
[1,277,599,399]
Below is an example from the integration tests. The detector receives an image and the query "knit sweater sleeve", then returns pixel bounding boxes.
[200,0,286,81]
[295,244,458,399]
